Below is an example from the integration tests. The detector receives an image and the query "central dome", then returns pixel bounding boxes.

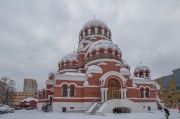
[79,19,111,42]
[82,19,108,29]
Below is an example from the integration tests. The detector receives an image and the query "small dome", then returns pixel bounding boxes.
[48,72,55,80]
[135,63,150,71]
[85,40,121,56]
[83,19,109,29]
[60,52,77,62]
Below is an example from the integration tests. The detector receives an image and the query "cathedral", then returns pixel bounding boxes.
[38,19,163,113]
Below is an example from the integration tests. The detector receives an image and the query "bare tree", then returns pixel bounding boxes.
[0,76,16,105]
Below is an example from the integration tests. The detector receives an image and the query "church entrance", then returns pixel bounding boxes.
[107,90,119,100]
[107,78,121,100]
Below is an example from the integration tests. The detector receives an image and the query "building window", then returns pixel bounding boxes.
[91,27,95,34]
[100,50,104,58]
[70,85,75,97]
[139,71,144,77]
[85,29,88,36]
[145,88,150,98]
[104,29,107,36]
[70,107,74,109]
[98,27,102,34]
[62,85,68,97]
[108,50,112,57]
[92,52,96,60]
[140,87,144,98]
[115,51,118,59]
[66,62,70,69]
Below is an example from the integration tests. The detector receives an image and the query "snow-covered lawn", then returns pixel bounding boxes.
[1,109,179,119]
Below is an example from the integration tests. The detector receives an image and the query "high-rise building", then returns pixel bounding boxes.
[155,68,180,108]
[23,78,38,93]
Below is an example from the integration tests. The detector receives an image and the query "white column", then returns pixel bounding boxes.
[119,89,121,99]
[124,89,127,99]
[143,91,146,98]
[121,89,124,99]
[67,88,70,97]
[104,88,108,101]
[100,88,105,102]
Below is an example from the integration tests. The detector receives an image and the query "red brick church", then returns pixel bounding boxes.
[38,19,163,113]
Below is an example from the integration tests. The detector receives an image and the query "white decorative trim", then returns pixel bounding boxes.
[86,65,102,74]
[115,63,122,66]
[100,71,127,86]
[55,73,86,81]
[58,69,78,73]
[53,97,100,99]
[129,98,156,100]
[54,84,84,88]
[85,58,122,68]
[98,62,107,66]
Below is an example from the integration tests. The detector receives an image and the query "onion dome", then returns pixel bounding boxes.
[60,52,77,62]
[133,63,151,79]
[48,72,55,80]
[79,19,111,41]
[121,59,130,70]
[83,19,108,29]
[58,52,78,72]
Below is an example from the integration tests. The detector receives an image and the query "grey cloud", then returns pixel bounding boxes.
[0,0,180,90]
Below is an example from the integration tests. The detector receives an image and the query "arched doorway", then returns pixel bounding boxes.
[106,78,121,100]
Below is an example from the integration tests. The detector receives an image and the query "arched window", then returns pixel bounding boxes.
[145,71,149,77]
[104,29,107,36]
[108,79,118,87]
[109,32,111,38]
[62,85,68,97]
[92,52,96,59]
[61,63,64,69]
[140,87,144,98]
[108,50,112,57]
[115,51,118,59]
[85,29,88,36]
[91,27,95,34]
[70,85,75,97]
[100,50,104,58]
[98,27,102,34]
[66,62,70,69]
[145,88,150,98]
[139,71,144,77]
[42,91,46,99]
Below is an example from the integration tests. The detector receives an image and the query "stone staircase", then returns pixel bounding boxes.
[87,99,153,114]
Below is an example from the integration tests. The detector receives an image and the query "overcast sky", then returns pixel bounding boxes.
[0,0,180,91]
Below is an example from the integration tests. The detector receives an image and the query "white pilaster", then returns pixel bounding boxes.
[104,88,108,101]
[100,88,105,102]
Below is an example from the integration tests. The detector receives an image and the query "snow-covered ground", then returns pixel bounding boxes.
[1,109,179,119]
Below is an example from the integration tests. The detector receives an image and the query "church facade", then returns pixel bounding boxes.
[38,19,163,113]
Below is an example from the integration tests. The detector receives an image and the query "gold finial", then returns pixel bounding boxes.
[94,15,96,19]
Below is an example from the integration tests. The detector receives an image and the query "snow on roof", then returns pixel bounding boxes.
[85,40,121,56]
[60,52,78,62]
[86,65,102,74]
[135,63,150,71]
[63,72,86,76]
[21,97,38,102]
[120,68,130,75]
[82,19,109,29]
